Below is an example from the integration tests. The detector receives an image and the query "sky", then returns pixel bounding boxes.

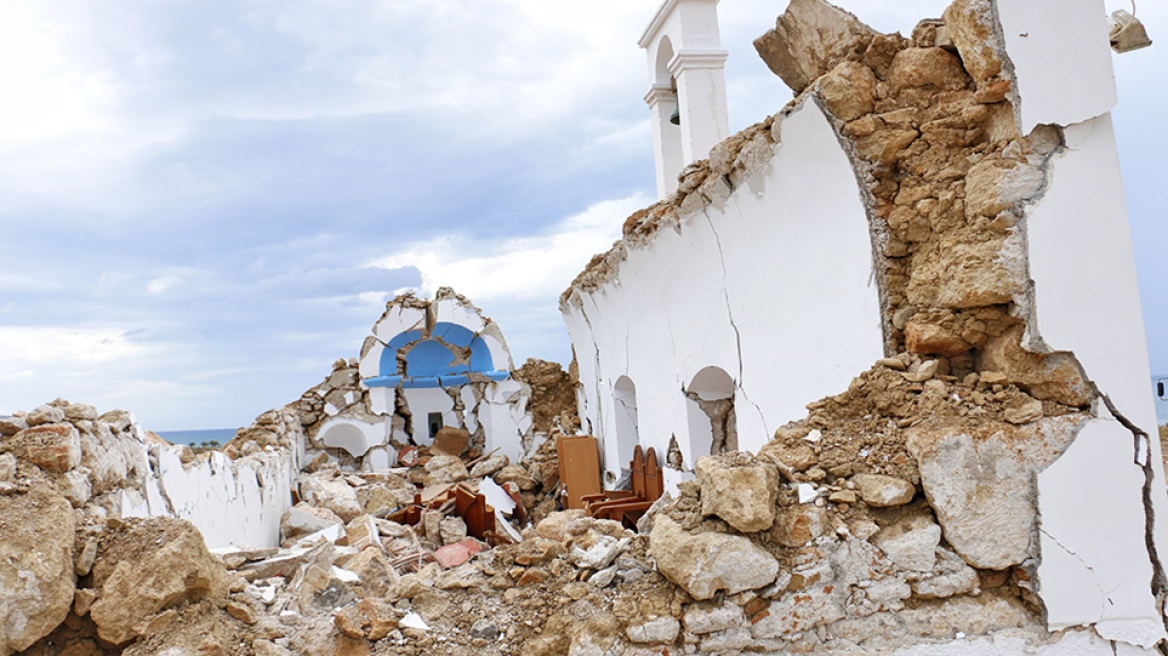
[0,0,1164,431]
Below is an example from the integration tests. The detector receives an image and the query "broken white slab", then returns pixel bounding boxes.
[401,612,430,631]
[996,0,1118,135]
[1037,412,1166,649]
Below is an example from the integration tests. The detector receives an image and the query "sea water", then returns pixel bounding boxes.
[155,428,237,447]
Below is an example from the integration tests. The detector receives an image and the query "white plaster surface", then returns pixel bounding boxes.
[564,100,884,481]
[319,417,385,457]
[401,387,456,445]
[996,0,1117,135]
[1024,113,1158,435]
[1037,413,1166,648]
[1022,112,1168,637]
[435,298,485,333]
[372,306,425,344]
[358,340,384,378]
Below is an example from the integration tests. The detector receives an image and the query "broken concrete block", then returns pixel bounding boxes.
[753,0,878,93]
[696,453,779,533]
[852,473,915,507]
[650,515,778,601]
[0,482,76,655]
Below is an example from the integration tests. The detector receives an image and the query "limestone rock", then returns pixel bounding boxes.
[357,481,415,515]
[853,473,916,507]
[423,455,470,486]
[912,548,980,599]
[905,321,972,356]
[13,423,81,473]
[977,326,1093,407]
[887,47,968,92]
[964,158,1045,219]
[753,0,878,93]
[751,584,845,639]
[469,453,509,478]
[696,454,779,532]
[817,61,877,121]
[683,602,746,634]
[872,508,941,572]
[26,404,65,426]
[299,476,362,522]
[1004,398,1044,425]
[63,403,99,421]
[771,505,830,548]
[942,0,1006,86]
[626,616,679,644]
[0,482,76,655]
[335,599,398,641]
[907,233,1020,309]
[345,547,399,598]
[494,464,537,491]
[906,418,1082,569]
[649,515,778,600]
[0,414,27,436]
[89,517,231,645]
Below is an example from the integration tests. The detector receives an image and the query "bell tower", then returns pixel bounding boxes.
[638,0,730,199]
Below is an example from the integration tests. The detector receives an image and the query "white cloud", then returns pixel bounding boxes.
[0,326,156,374]
[370,194,649,302]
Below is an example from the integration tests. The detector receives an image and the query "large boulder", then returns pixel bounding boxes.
[11,424,81,473]
[299,475,362,522]
[753,0,878,93]
[0,482,76,656]
[906,416,1081,569]
[696,453,779,533]
[89,517,231,645]
[649,515,778,600]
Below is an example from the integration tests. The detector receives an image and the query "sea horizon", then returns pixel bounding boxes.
[154,427,237,447]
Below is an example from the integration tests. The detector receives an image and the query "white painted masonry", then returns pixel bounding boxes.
[564,97,884,484]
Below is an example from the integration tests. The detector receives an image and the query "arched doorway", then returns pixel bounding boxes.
[684,366,737,465]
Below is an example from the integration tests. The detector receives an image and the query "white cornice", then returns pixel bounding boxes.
[668,49,729,75]
[643,85,678,106]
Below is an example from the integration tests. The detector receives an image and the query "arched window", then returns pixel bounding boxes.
[684,366,737,464]
[613,376,640,471]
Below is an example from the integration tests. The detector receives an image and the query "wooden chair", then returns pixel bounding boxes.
[582,445,664,529]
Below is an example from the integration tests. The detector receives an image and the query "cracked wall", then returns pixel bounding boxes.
[294,288,544,467]
[562,0,1166,652]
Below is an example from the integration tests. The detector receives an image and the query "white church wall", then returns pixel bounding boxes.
[564,98,884,481]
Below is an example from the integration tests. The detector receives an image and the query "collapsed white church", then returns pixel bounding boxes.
[562,0,1168,652]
